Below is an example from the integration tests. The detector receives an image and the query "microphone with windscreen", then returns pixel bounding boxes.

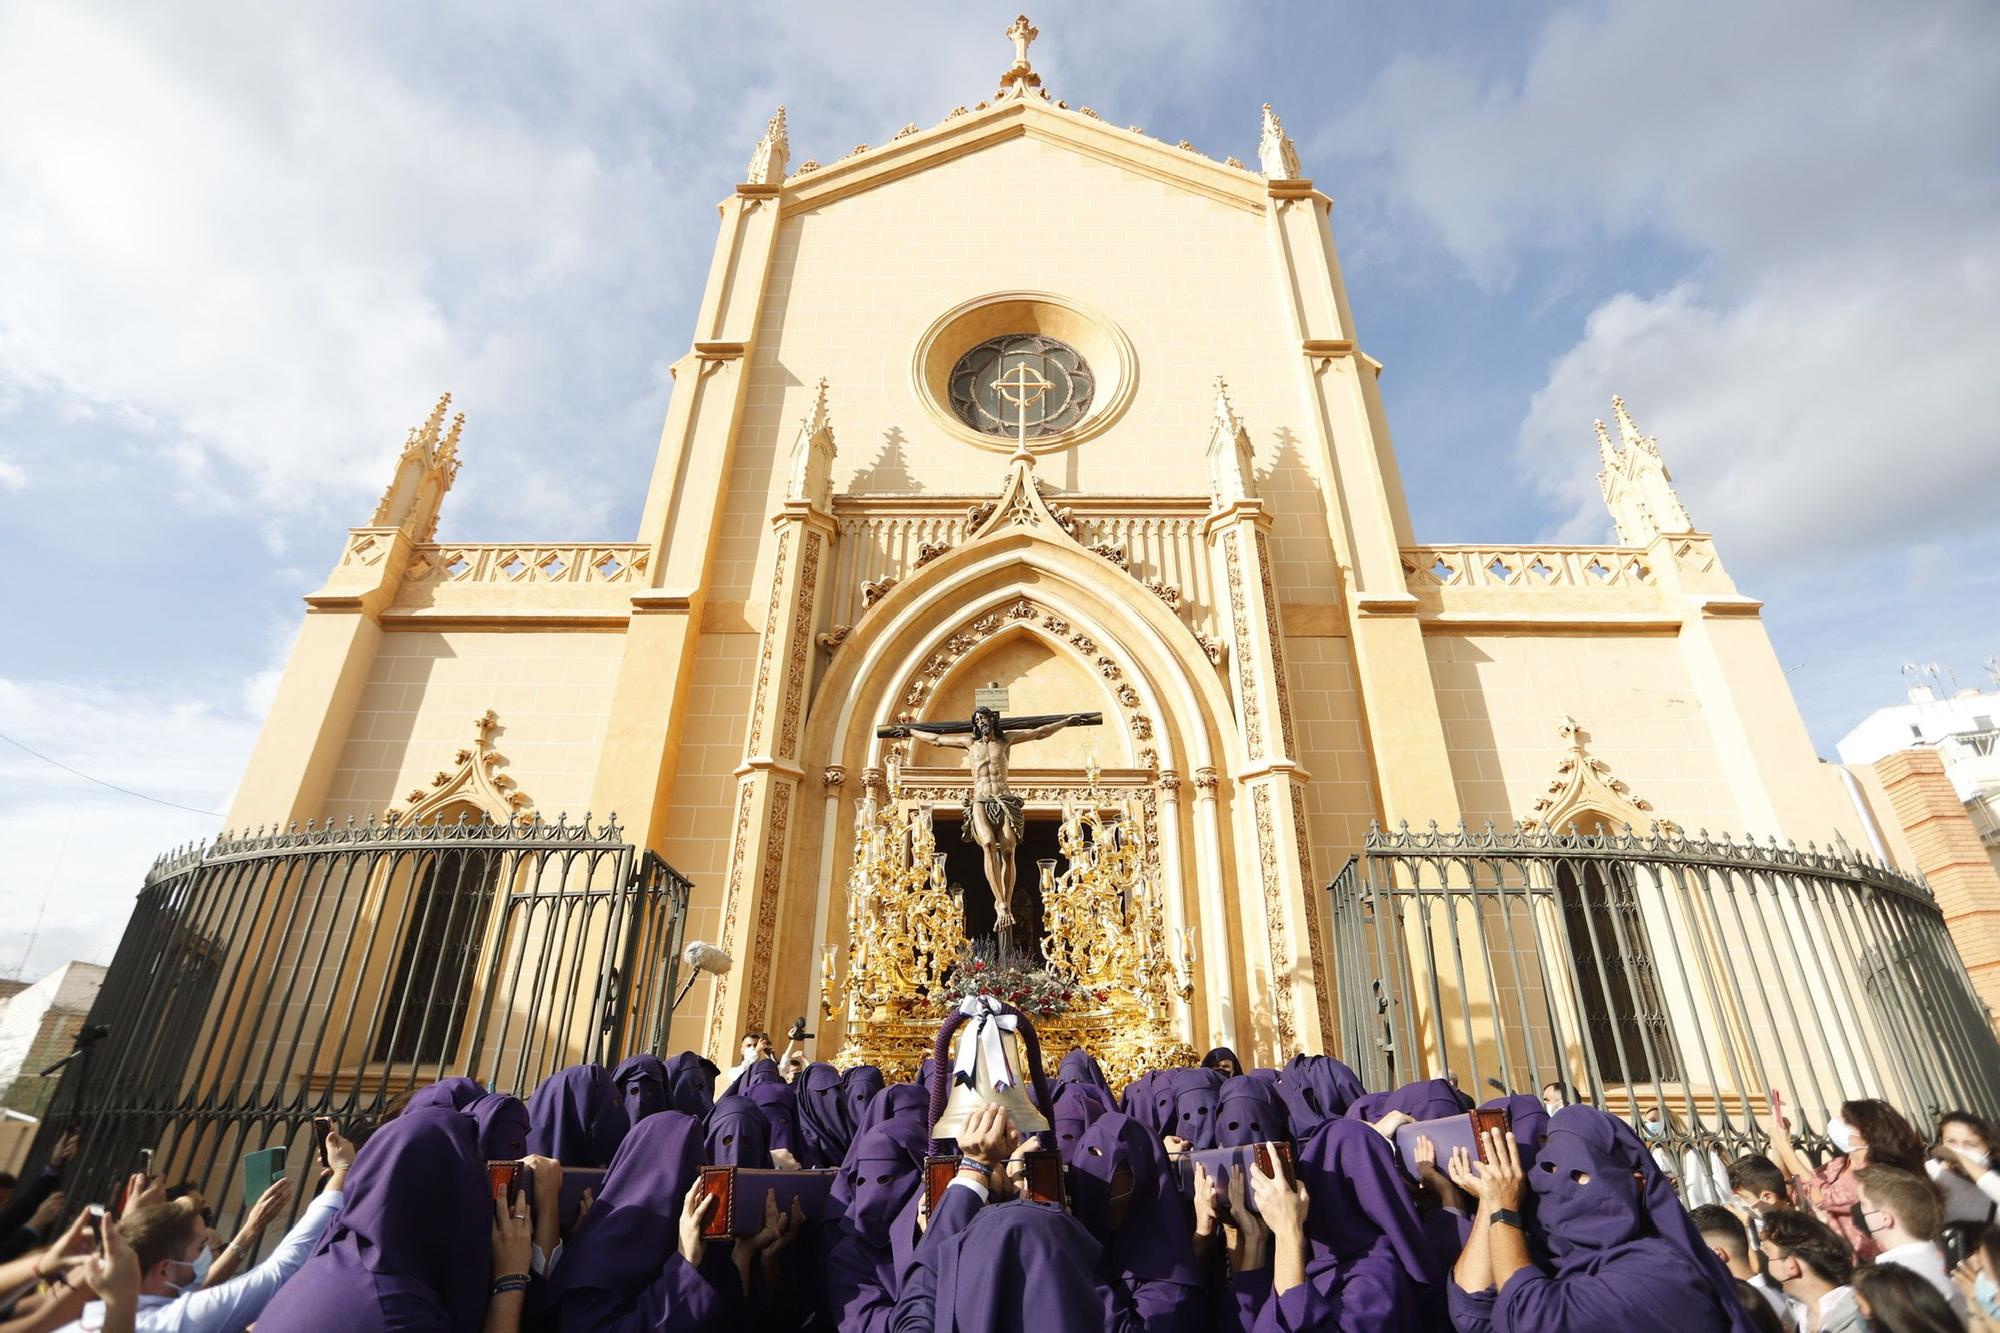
[672,941,733,1015]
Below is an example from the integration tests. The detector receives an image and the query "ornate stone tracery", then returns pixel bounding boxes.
[387,709,531,823]
[1523,716,1680,834]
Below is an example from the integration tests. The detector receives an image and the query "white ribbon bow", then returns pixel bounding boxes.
[952,993,1020,1093]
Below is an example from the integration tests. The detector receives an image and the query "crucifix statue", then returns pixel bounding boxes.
[878,709,1101,931]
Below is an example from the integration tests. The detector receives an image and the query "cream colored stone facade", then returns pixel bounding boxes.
[226,29,1892,1069]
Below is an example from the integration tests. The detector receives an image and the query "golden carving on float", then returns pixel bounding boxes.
[827,762,1195,1086]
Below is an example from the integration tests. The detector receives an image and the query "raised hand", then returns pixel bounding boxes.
[678,1178,714,1268]
[490,1192,532,1284]
[80,1214,139,1320]
[1370,1110,1413,1141]
[240,1176,295,1237]
[28,1190,65,1234]
[957,1104,1021,1168]
[1446,1145,1485,1201]
[1192,1162,1221,1239]
[1223,1168,1270,1274]
[1474,1127,1525,1215]
[51,1130,80,1169]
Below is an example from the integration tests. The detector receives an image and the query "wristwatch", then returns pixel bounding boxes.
[1489,1208,1526,1230]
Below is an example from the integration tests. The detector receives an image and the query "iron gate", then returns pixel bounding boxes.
[22,816,690,1222]
[1330,824,2000,1162]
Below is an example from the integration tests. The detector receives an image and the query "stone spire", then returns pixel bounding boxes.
[786,377,837,510]
[998,14,1044,98]
[1596,395,1695,545]
[1206,376,1258,507]
[746,106,789,185]
[370,393,462,542]
[1258,103,1302,179]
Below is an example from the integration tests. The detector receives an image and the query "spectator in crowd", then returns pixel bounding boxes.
[1540,1083,1571,1118]
[1694,1203,1800,1330]
[1930,1110,2000,1258]
[1951,1223,2000,1332]
[1768,1096,1929,1265]
[1758,1210,1863,1333]
[1731,1154,1795,1231]
[1850,1262,1964,1333]
[0,1131,79,1263]
[1200,1047,1241,1079]
[1854,1164,1967,1322]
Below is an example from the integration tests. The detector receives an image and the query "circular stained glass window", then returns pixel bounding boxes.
[948,334,1095,439]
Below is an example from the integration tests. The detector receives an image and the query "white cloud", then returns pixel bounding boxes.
[0,456,23,490]
[0,675,259,980]
[1342,0,2000,567]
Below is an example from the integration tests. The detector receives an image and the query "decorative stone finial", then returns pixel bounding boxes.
[1596,395,1694,544]
[370,392,462,541]
[787,377,837,509]
[1206,376,1258,507]
[999,14,1043,97]
[746,106,789,185]
[1258,102,1302,179]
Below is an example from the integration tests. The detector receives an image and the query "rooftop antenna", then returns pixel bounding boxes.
[1984,655,1999,689]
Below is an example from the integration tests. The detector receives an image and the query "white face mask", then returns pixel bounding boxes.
[1543,1099,1563,1118]
[1955,1144,1991,1168]
[1827,1115,1856,1155]
[167,1245,212,1294]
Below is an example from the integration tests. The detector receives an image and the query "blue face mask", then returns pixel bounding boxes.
[1975,1270,2000,1320]
[168,1245,212,1294]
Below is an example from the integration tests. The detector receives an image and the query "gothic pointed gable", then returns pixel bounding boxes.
[388,710,533,824]
[1523,717,1678,834]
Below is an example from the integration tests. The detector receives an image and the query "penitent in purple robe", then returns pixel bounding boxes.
[1171,1073,1225,1150]
[466,1091,531,1160]
[255,1107,491,1333]
[663,1051,719,1119]
[546,1109,734,1332]
[705,1094,774,1168]
[1216,1078,1290,1148]
[895,1196,1137,1333]
[820,1114,930,1333]
[404,1075,485,1114]
[1059,1047,1113,1092]
[1447,1104,1753,1333]
[527,1063,632,1168]
[1070,1112,1204,1333]
[746,1079,802,1156]
[1051,1081,1111,1162]
[1273,1056,1367,1135]
[1344,1077,1473,1126]
[841,1064,888,1130]
[796,1061,853,1168]
[1239,1116,1440,1333]
[611,1053,671,1124]
[856,1082,929,1141]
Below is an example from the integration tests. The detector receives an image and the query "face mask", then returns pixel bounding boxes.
[1827,1115,1856,1155]
[167,1246,212,1294]
[1958,1145,1992,1169]
[1642,1118,1665,1139]
[1543,1099,1563,1118]
[1849,1200,1872,1236]
[1975,1271,2000,1320]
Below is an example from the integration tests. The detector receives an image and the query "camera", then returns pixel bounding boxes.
[786,1016,813,1042]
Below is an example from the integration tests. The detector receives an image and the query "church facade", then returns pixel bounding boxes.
[225,23,1931,1075]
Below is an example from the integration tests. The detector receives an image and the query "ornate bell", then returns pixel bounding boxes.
[931,1010,1051,1139]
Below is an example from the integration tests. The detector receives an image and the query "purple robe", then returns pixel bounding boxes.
[547,1109,733,1332]
[705,1094,773,1168]
[1170,1072,1225,1150]
[1216,1078,1289,1148]
[255,1107,490,1333]
[1248,1117,1439,1333]
[796,1061,853,1168]
[1058,1048,1112,1092]
[723,1055,783,1099]
[404,1075,485,1114]
[1344,1077,1471,1125]
[842,1065,888,1130]
[1449,1104,1751,1333]
[895,1197,1138,1333]
[820,1115,929,1333]
[1051,1081,1111,1162]
[746,1079,802,1156]
[856,1083,929,1141]
[527,1063,631,1167]
[1274,1056,1367,1136]
[664,1051,719,1119]
[467,1091,531,1160]
[612,1053,671,1124]
[1070,1112,1203,1332]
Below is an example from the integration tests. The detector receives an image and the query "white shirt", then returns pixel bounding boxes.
[64,1188,341,1333]
[1876,1237,1968,1322]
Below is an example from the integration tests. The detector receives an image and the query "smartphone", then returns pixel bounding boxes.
[312,1118,334,1167]
[487,1161,527,1206]
[1469,1107,1512,1163]
[242,1146,287,1210]
[137,1148,154,1175]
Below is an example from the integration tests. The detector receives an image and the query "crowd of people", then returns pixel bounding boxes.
[0,1023,1995,1332]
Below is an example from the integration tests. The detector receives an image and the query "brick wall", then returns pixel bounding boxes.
[1874,748,2000,1020]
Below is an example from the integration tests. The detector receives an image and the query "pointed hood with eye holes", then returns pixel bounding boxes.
[1051,1080,1111,1163]
[1068,1110,1202,1289]
[1215,1076,1289,1147]
[704,1094,772,1168]
[1526,1105,1758,1333]
[1170,1068,1225,1149]
[834,1113,928,1247]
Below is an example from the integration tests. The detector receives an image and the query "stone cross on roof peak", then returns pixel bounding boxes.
[999,14,1044,97]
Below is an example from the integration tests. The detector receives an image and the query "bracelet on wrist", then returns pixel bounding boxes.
[491,1272,530,1294]
[957,1156,995,1178]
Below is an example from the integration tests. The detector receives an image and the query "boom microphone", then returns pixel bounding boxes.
[684,941,733,975]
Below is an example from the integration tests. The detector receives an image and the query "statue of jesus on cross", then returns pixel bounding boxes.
[878,708,1100,932]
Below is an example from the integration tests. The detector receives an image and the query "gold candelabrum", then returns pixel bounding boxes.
[826,758,1198,1085]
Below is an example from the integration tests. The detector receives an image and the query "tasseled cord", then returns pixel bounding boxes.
[926,998,1055,1158]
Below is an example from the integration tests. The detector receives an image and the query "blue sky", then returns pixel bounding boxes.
[2,1,1996,979]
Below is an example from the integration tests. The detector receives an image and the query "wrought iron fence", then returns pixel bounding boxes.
[23,816,690,1226]
[1330,824,2000,1165]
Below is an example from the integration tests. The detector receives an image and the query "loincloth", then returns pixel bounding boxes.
[962,792,1026,843]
